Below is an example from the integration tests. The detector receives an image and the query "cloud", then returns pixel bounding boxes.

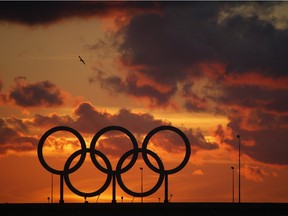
[208,83,288,114]
[85,2,288,113]
[0,118,37,154]
[241,165,269,182]
[118,2,288,81]
[0,102,217,156]
[182,83,208,112]
[96,135,135,159]
[8,77,64,108]
[93,73,177,107]
[0,1,160,26]
[192,169,204,176]
[223,110,288,165]
[69,102,218,153]
[32,113,74,129]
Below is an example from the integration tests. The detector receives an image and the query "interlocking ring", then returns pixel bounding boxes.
[142,125,191,175]
[37,126,87,175]
[64,148,112,197]
[38,125,191,202]
[116,148,165,197]
[90,126,138,174]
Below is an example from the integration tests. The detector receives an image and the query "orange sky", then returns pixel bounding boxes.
[1,1,288,203]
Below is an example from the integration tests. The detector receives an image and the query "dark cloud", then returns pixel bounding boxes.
[32,114,74,129]
[93,73,177,106]
[84,1,288,113]
[118,1,288,86]
[110,108,165,134]
[9,77,64,107]
[0,118,38,154]
[0,101,216,155]
[70,102,170,135]
[96,135,135,159]
[185,128,218,151]
[208,84,288,114]
[182,83,208,112]
[221,14,288,77]
[224,111,288,165]
[27,102,216,155]
[0,119,19,145]
[0,1,160,26]
[71,102,112,134]
[69,102,218,153]
[6,117,29,133]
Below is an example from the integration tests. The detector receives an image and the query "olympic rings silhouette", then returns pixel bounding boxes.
[37,125,191,203]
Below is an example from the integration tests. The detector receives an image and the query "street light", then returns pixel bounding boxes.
[51,173,53,203]
[231,166,234,203]
[140,167,143,203]
[237,134,241,203]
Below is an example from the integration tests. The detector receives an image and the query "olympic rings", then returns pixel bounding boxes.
[37,125,191,201]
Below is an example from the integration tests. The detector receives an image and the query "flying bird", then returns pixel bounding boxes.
[79,56,85,65]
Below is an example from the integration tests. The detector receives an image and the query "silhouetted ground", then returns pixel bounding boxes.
[1,202,288,216]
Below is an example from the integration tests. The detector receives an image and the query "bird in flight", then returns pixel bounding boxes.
[79,56,85,65]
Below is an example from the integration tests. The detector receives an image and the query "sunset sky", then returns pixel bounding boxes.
[1,1,288,204]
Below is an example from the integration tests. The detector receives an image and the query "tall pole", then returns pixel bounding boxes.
[140,167,143,203]
[164,174,168,203]
[112,174,116,203]
[237,134,241,203]
[60,174,64,203]
[231,166,234,203]
[51,173,53,204]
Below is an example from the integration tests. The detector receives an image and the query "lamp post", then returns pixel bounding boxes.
[140,167,143,203]
[237,134,241,203]
[231,166,234,203]
[51,173,53,203]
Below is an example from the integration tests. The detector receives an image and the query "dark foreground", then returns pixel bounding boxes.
[1,202,288,216]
